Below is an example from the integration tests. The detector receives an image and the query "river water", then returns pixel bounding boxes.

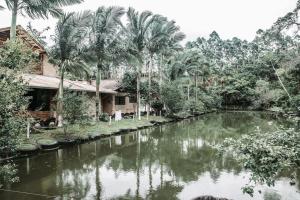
[0,111,299,200]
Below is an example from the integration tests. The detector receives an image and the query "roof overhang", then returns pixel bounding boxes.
[22,74,117,94]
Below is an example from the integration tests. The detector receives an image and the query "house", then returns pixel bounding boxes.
[0,25,137,121]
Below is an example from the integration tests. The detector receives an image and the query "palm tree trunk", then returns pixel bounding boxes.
[159,55,163,93]
[187,84,190,100]
[57,67,64,127]
[96,65,102,121]
[195,73,198,104]
[10,0,18,40]
[137,70,141,120]
[147,58,152,120]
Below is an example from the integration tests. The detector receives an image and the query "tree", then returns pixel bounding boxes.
[88,6,125,120]
[145,17,185,118]
[2,0,82,40]
[219,128,300,196]
[124,7,156,120]
[0,39,37,187]
[49,12,90,127]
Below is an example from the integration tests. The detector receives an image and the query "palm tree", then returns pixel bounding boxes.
[124,7,157,120]
[146,18,185,118]
[3,0,82,40]
[185,51,211,103]
[88,6,125,121]
[49,12,90,127]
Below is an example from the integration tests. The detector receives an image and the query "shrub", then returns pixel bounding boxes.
[218,128,300,196]
[151,99,164,113]
[99,112,110,122]
[161,82,184,114]
[184,99,205,113]
[63,91,90,124]
[0,40,37,186]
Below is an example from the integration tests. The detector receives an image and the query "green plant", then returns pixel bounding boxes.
[161,82,184,114]
[151,99,164,113]
[218,128,300,196]
[63,91,90,125]
[0,163,19,188]
[99,112,110,122]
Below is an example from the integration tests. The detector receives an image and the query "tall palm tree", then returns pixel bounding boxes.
[124,7,157,120]
[3,0,82,40]
[184,51,211,103]
[88,6,125,121]
[146,18,185,118]
[49,12,90,127]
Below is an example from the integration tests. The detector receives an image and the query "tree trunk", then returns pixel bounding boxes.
[272,63,291,100]
[195,73,198,104]
[137,70,141,120]
[159,55,163,93]
[57,67,64,127]
[187,84,190,100]
[95,65,101,121]
[10,0,18,40]
[147,57,152,120]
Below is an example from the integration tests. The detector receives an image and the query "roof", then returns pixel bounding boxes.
[22,74,117,94]
[92,79,120,91]
[0,25,46,53]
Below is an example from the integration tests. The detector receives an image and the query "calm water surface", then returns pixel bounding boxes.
[0,111,299,200]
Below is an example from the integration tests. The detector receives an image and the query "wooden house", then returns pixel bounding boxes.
[0,25,137,121]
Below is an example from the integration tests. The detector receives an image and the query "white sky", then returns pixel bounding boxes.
[0,0,298,44]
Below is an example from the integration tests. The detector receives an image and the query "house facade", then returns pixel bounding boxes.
[0,26,137,122]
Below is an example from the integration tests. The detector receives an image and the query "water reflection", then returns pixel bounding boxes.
[0,111,299,200]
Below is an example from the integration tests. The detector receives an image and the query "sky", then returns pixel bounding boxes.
[0,0,298,44]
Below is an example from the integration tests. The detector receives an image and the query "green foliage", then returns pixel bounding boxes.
[0,163,19,188]
[254,80,287,109]
[0,39,38,71]
[0,40,34,156]
[63,91,89,124]
[120,72,147,96]
[184,99,205,113]
[161,82,184,114]
[99,113,110,122]
[151,99,164,113]
[0,39,35,188]
[219,128,300,196]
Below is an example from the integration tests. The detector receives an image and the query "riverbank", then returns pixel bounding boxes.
[13,116,172,157]
[0,111,216,161]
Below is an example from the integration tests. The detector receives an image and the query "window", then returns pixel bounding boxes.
[115,96,126,105]
[129,96,136,103]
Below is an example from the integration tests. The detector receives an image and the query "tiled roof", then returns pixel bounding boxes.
[22,74,117,94]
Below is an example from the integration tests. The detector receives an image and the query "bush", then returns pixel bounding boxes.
[0,40,37,186]
[254,79,286,109]
[99,112,110,122]
[63,91,90,124]
[184,99,205,113]
[0,40,36,156]
[219,128,300,196]
[151,99,164,113]
[161,82,184,114]
[0,163,19,188]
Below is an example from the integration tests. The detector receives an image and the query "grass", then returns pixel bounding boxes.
[19,116,170,147]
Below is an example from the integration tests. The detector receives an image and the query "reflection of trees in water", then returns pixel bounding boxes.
[263,190,282,200]
[8,112,298,199]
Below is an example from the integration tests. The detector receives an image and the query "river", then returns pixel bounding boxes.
[0,111,299,200]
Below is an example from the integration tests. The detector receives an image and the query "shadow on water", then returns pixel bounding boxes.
[0,111,299,200]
